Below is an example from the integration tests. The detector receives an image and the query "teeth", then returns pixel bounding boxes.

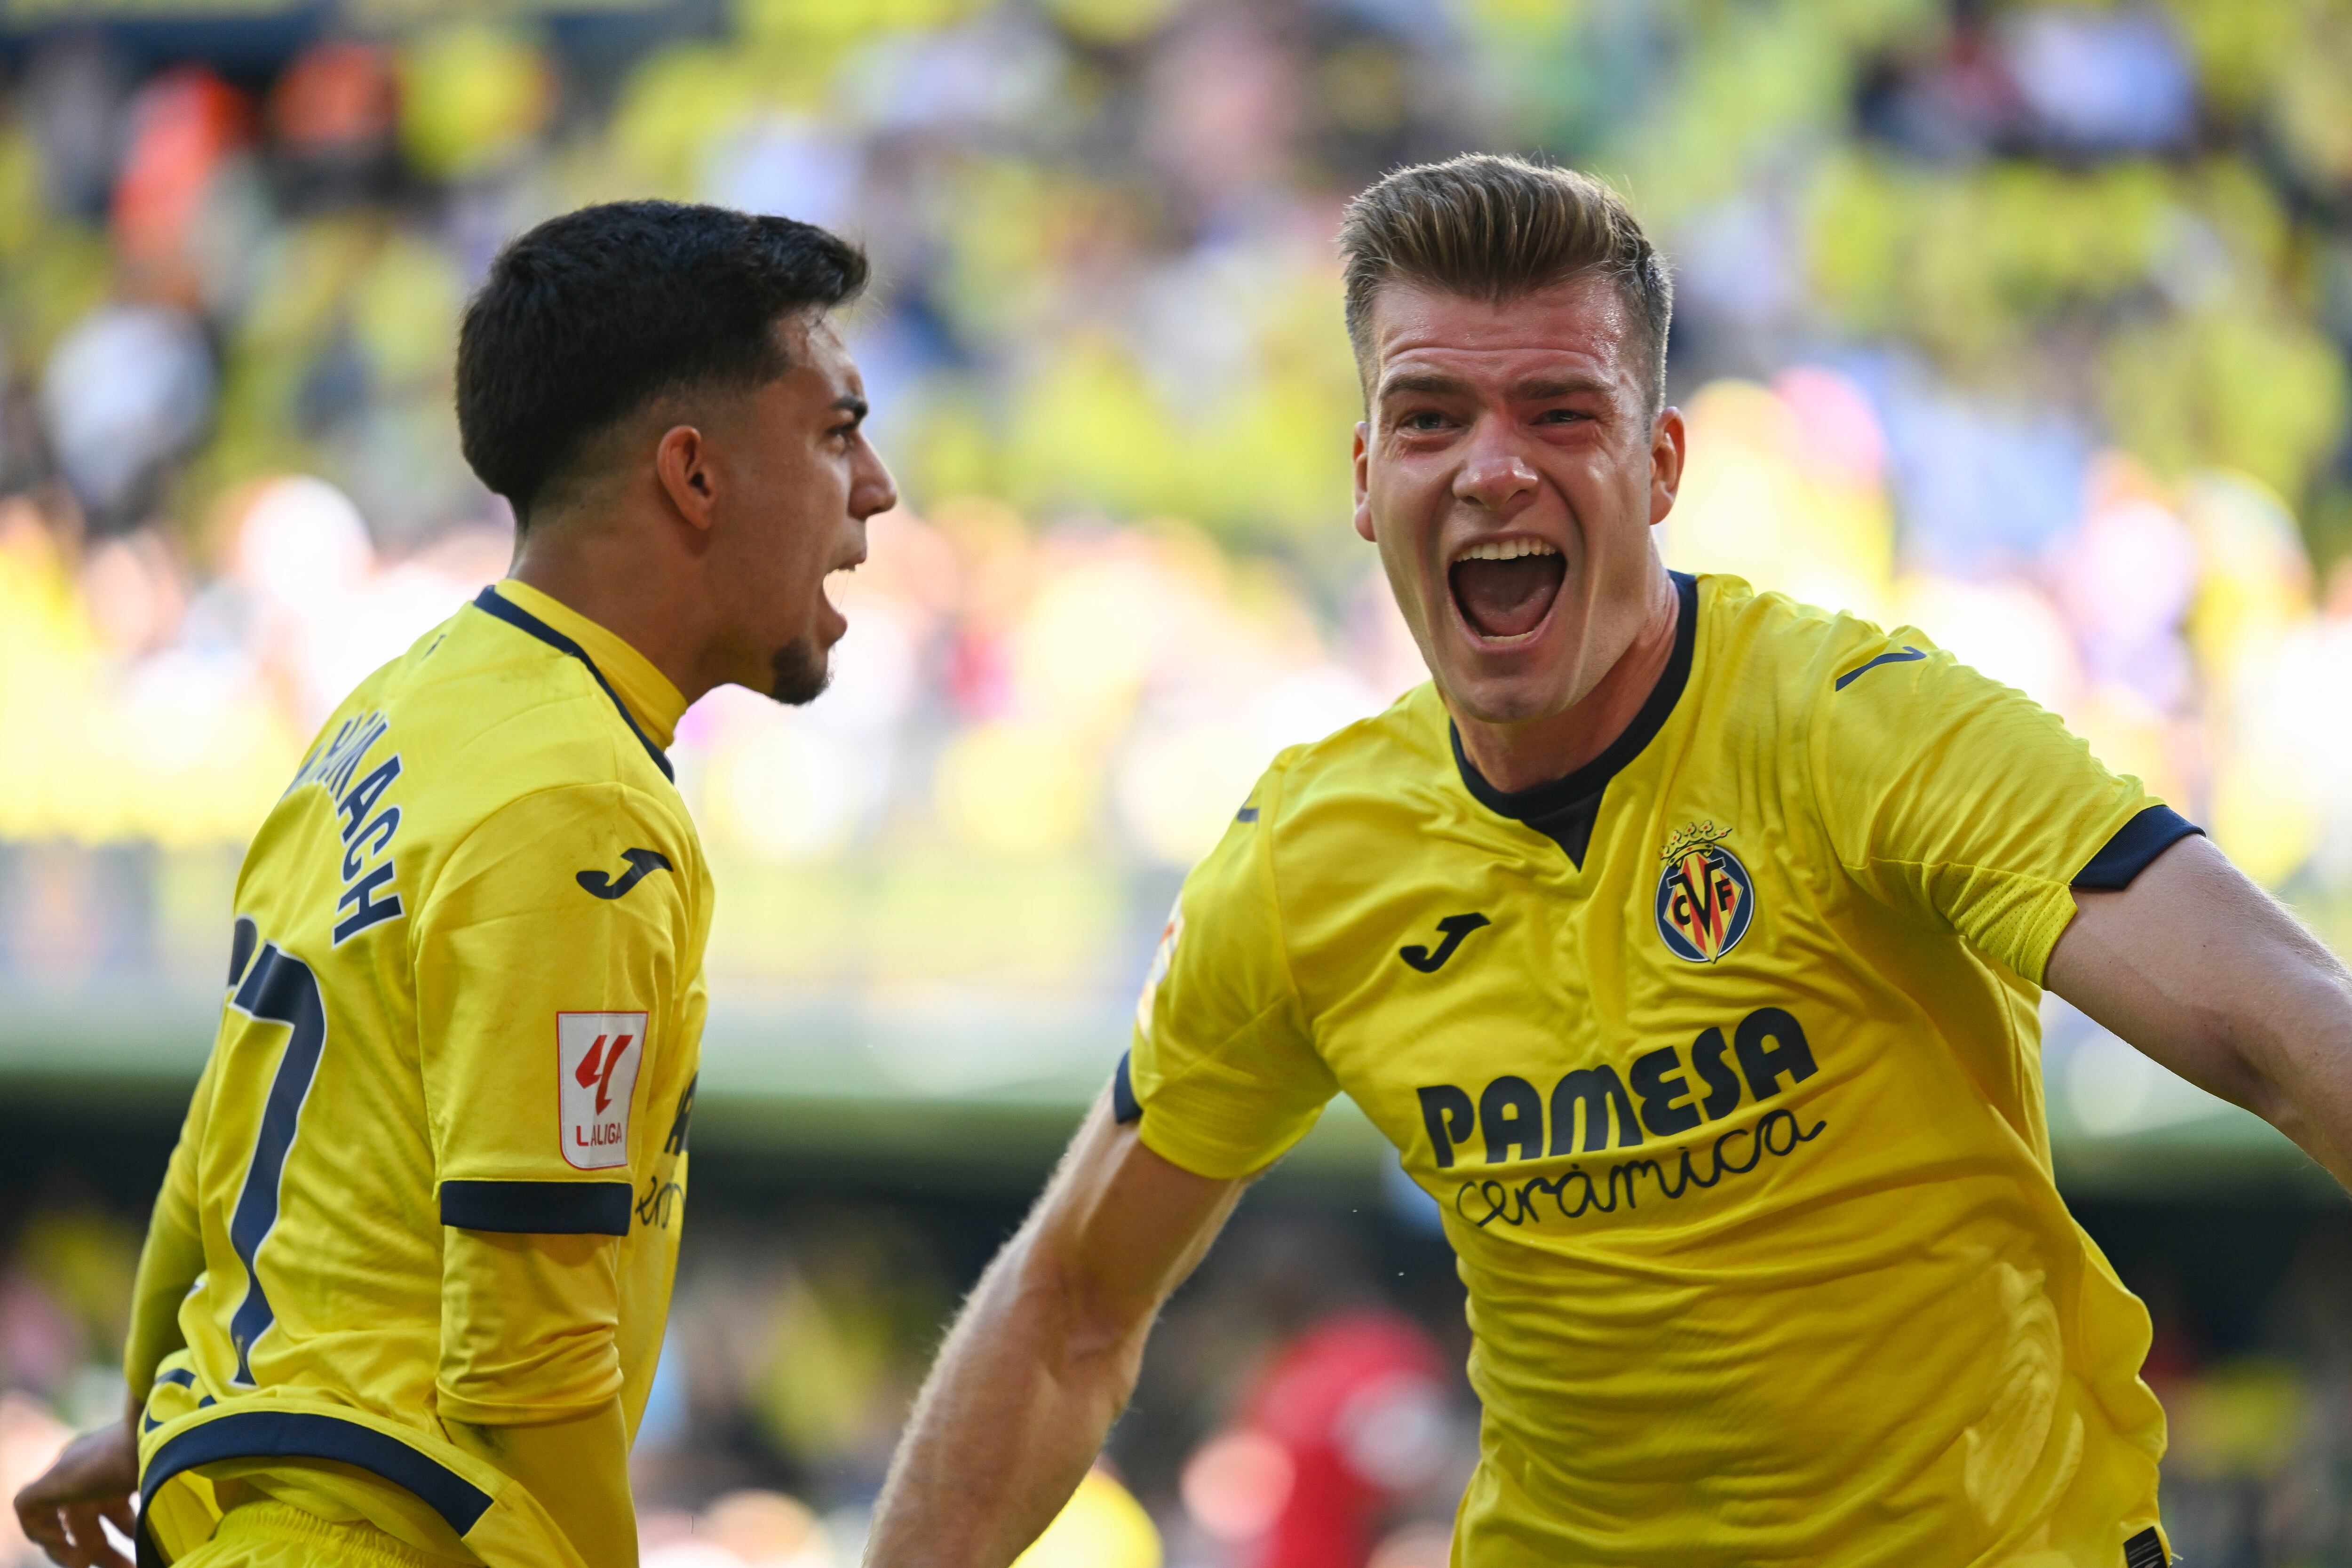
[1457,538,1560,563]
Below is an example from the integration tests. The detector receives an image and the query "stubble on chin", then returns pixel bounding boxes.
[767,640,831,706]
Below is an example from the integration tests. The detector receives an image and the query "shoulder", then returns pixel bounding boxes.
[1697,573,1914,700]
[420,779,706,934]
[368,609,698,890]
[1246,683,1450,831]
[390,601,676,805]
[1176,686,1444,927]
[1692,572,1967,748]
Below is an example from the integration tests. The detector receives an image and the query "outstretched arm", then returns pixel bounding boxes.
[864,1087,1247,1568]
[2047,833,2352,1187]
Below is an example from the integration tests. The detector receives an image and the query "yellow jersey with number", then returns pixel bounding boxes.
[1127,573,2192,1568]
[123,580,711,1567]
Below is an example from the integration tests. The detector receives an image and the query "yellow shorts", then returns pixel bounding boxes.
[174,1501,472,1568]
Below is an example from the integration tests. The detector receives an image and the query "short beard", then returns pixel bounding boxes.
[767,640,831,706]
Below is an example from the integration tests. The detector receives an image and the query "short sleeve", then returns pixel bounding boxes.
[413,782,694,1422]
[415,783,692,1203]
[1128,760,1336,1180]
[1811,633,2168,985]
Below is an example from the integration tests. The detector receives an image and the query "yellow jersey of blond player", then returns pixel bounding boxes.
[1127,572,2193,1568]
[124,579,711,1567]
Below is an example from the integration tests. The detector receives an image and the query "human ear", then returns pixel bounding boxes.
[1647,406,1687,527]
[654,424,718,533]
[1352,422,1375,543]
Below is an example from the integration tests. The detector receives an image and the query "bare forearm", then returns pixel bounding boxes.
[866,1096,1245,1567]
[865,1231,1144,1568]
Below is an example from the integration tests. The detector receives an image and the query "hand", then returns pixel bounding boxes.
[13,1415,138,1568]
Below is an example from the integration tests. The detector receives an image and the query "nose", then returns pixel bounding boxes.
[1454,429,1539,514]
[852,438,899,522]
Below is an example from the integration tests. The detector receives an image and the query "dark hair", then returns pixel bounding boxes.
[456,200,868,522]
[1338,154,1673,414]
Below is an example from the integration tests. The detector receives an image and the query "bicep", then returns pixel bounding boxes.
[1026,1087,1249,1340]
[2045,834,2351,1112]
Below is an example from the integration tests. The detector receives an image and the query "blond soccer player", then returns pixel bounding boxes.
[864,157,2352,1568]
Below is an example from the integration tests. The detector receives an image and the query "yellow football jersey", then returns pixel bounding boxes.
[122,579,712,1567]
[1127,573,2194,1568]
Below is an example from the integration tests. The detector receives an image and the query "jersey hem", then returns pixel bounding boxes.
[141,1408,494,1544]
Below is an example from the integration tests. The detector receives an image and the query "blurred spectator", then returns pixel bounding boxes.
[39,302,212,528]
[1181,1312,1454,1568]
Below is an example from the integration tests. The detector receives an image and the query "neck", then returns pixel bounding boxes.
[1451,566,1680,793]
[509,516,716,704]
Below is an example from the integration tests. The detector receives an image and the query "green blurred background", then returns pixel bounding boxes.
[3,1,2352,1564]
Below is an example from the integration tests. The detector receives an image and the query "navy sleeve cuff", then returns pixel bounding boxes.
[2074,804,2203,891]
[438,1179,632,1236]
[1112,1051,1142,1125]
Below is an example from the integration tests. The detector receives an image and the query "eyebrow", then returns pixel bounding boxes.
[1378,371,1468,401]
[834,394,869,421]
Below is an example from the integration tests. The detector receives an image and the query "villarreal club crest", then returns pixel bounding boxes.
[1654,821,1756,963]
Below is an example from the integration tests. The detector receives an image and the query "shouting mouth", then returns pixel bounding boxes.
[1449,537,1565,643]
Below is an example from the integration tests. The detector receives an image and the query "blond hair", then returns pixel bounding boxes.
[1338,154,1673,412]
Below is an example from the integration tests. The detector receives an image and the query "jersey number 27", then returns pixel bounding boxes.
[221,915,327,1387]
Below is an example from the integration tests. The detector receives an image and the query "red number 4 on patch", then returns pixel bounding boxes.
[558,1012,647,1170]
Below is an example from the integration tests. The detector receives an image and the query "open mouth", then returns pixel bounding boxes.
[1449,538,1565,642]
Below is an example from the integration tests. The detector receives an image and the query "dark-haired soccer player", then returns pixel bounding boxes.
[14,203,895,1568]
[865,156,2352,1568]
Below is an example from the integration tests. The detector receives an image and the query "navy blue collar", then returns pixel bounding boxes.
[469,586,675,782]
[1450,570,1698,867]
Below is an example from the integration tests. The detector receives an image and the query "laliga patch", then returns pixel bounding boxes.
[1655,821,1755,963]
[558,1012,646,1170]
[1134,900,1184,1039]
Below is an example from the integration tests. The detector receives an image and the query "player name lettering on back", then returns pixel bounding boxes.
[1416,1005,1825,1227]
[294,711,408,947]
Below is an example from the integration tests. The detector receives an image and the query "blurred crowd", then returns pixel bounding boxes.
[3,0,2352,1562]
[0,1186,1478,1568]
[15,1182,2352,1568]
[1,0,2351,1009]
